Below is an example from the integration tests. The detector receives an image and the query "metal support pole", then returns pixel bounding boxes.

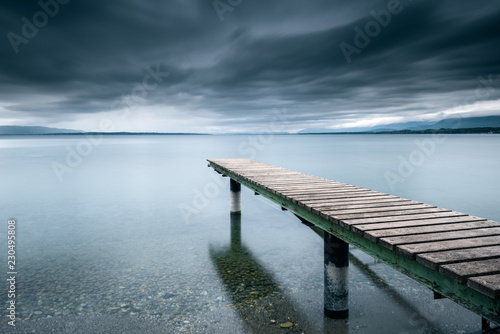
[230,179,241,214]
[324,231,349,319]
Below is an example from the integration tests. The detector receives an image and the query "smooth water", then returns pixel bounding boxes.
[1,134,499,333]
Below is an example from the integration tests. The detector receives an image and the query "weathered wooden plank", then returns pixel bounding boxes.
[238,171,294,175]
[284,191,372,199]
[467,274,500,299]
[259,173,327,179]
[270,185,361,192]
[283,192,375,200]
[266,180,352,186]
[298,195,403,205]
[416,245,500,270]
[249,173,323,179]
[240,175,296,182]
[249,175,322,180]
[277,186,364,194]
[296,192,388,199]
[352,216,487,234]
[305,200,420,217]
[222,165,283,169]
[208,158,253,163]
[266,181,351,187]
[307,199,416,210]
[440,259,500,284]
[211,161,276,165]
[397,236,500,259]
[220,168,287,172]
[253,173,325,178]
[321,204,434,216]
[289,195,396,206]
[259,183,335,190]
[227,166,293,171]
[331,207,450,221]
[343,212,469,228]
[258,180,333,186]
[240,172,301,177]
[364,220,498,242]
[287,189,369,197]
[290,193,389,203]
[379,227,500,250]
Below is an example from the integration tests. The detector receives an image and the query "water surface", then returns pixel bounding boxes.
[1,134,499,333]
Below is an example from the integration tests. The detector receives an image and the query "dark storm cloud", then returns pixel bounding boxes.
[1,0,500,131]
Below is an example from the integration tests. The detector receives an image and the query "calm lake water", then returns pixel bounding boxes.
[1,134,499,333]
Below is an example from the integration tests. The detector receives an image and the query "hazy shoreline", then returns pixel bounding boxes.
[1,127,500,136]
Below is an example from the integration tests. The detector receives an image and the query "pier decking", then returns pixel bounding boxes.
[207,158,500,325]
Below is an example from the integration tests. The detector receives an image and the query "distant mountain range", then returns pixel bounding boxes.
[0,125,82,135]
[0,126,203,135]
[298,115,500,133]
[1,115,500,135]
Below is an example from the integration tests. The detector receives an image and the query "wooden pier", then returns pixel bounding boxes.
[208,158,500,326]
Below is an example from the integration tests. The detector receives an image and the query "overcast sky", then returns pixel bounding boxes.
[1,0,500,133]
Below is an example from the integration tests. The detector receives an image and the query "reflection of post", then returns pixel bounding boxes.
[230,212,241,251]
[323,316,349,334]
[324,231,349,319]
[230,179,241,214]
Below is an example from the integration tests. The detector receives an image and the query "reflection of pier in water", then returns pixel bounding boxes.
[209,214,348,333]
[209,214,281,308]
[210,213,459,333]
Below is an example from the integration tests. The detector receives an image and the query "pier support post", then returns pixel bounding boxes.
[230,179,241,214]
[324,231,349,319]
